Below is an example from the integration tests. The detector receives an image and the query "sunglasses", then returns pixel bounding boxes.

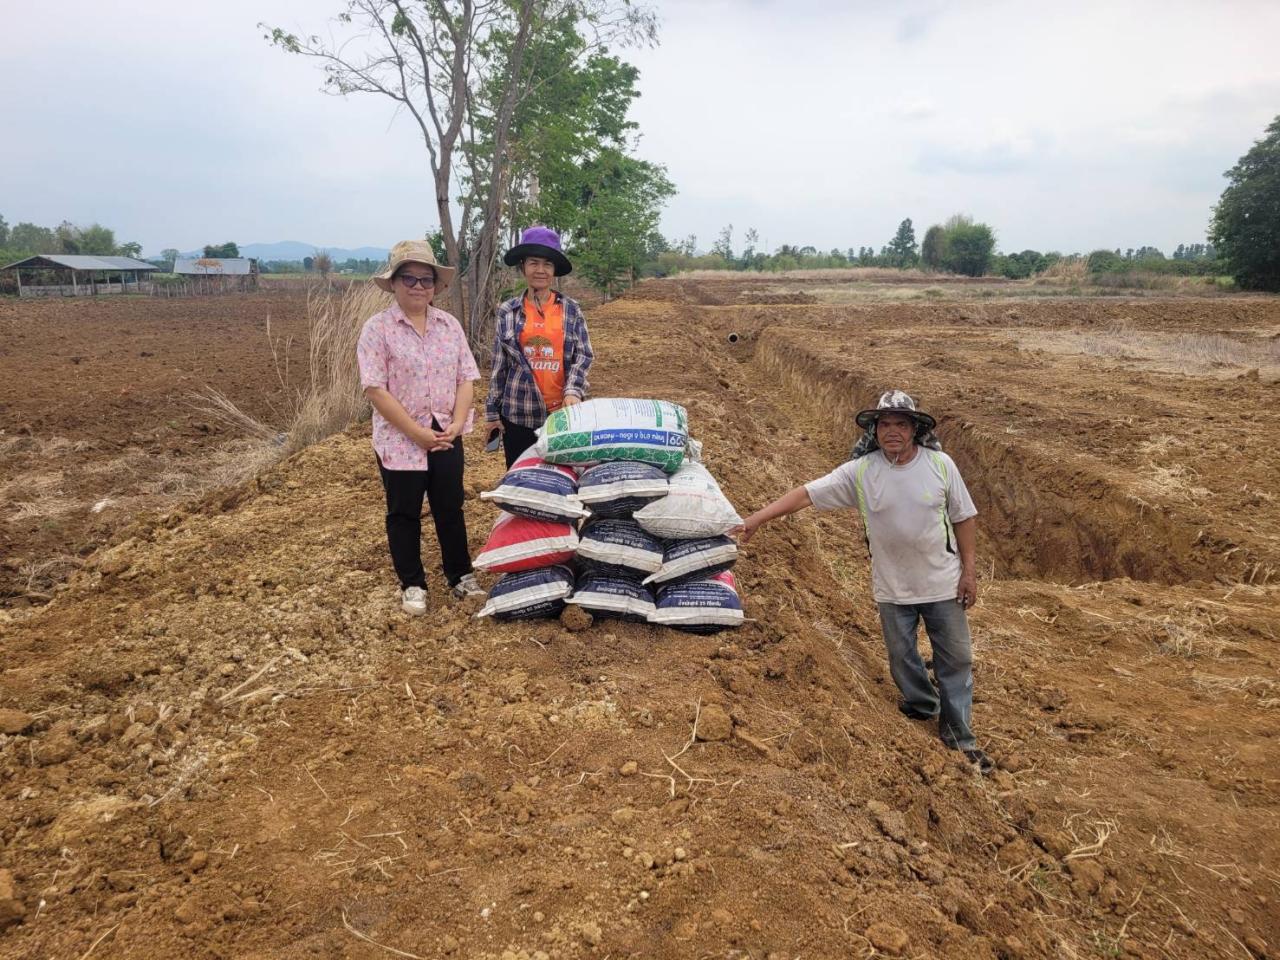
[398,274,436,288]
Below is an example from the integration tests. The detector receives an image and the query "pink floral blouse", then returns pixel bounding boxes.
[357,302,481,470]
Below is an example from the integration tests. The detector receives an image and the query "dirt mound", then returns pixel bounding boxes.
[2,278,1277,959]
[736,291,818,305]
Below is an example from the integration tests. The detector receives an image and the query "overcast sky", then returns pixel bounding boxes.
[4,0,1278,257]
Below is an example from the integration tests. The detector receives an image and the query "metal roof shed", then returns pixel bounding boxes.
[0,254,158,297]
[173,258,256,275]
[170,257,259,293]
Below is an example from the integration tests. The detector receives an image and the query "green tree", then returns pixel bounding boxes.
[946,220,995,276]
[711,224,734,263]
[570,149,675,296]
[920,225,946,271]
[303,255,315,272]
[9,222,58,254]
[117,240,143,259]
[1211,114,1280,291]
[486,9,674,297]
[56,221,81,254]
[314,251,333,276]
[79,223,117,255]
[1086,249,1124,274]
[203,242,240,258]
[923,214,995,276]
[886,218,918,267]
[0,214,8,248]
[267,1,657,344]
[160,248,180,270]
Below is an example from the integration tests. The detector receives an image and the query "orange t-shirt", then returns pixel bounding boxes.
[520,292,566,411]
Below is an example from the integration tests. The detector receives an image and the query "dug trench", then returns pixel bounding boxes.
[1,281,1277,959]
[750,326,1252,586]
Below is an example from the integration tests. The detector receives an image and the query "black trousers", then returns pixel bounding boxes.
[500,416,541,470]
[377,438,472,590]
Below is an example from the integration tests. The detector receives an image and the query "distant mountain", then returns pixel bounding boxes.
[176,241,391,262]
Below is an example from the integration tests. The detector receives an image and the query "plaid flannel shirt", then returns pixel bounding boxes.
[484,291,593,427]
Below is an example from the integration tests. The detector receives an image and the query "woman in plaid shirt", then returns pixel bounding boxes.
[484,226,594,467]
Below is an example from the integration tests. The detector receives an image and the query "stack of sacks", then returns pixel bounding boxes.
[633,459,746,632]
[474,448,583,620]
[555,406,682,621]
[476,398,747,632]
[541,399,746,633]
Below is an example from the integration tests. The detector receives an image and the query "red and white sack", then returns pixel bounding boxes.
[473,511,579,574]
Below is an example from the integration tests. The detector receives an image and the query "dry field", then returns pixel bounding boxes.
[1,278,1278,959]
[0,291,314,605]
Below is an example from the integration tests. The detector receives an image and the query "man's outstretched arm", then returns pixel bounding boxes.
[735,486,814,544]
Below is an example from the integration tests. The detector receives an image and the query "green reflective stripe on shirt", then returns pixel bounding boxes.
[853,457,872,524]
[852,457,873,557]
[927,450,956,552]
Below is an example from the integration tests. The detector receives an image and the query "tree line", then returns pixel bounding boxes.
[644,215,1228,282]
[0,216,144,264]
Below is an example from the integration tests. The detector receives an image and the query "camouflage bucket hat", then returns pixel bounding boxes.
[855,389,937,432]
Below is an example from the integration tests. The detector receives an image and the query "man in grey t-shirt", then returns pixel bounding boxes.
[736,390,991,774]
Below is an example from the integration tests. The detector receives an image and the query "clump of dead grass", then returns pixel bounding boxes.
[284,281,387,454]
[189,280,388,480]
[1155,617,1228,659]
[5,554,82,602]
[1192,672,1279,707]
[1036,258,1088,284]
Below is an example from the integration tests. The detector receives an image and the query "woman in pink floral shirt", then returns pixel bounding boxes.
[358,240,484,615]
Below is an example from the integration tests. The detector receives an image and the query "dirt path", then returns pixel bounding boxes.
[1,280,1277,959]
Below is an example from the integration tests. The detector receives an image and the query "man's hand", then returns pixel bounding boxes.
[731,515,762,544]
[563,394,582,407]
[957,568,978,609]
[485,418,504,434]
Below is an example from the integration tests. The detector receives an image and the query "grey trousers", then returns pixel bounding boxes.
[877,599,976,751]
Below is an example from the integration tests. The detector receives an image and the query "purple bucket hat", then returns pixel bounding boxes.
[503,225,573,276]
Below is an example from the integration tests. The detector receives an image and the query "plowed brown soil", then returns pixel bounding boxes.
[1,279,1278,960]
[0,292,310,605]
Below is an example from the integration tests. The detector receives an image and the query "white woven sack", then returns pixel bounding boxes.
[634,461,742,540]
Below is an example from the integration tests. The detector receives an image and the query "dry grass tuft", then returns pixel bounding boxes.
[1036,258,1088,284]
[1155,618,1227,659]
[1192,672,1278,707]
[186,281,387,486]
[283,281,386,455]
[188,388,280,444]
[9,554,82,601]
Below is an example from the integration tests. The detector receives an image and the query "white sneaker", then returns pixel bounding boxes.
[451,573,485,599]
[401,586,427,616]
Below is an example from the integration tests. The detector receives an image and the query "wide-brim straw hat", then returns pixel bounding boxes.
[855,389,937,432]
[373,240,456,293]
[503,225,572,277]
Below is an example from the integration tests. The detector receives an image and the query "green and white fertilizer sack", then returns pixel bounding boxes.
[536,398,689,473]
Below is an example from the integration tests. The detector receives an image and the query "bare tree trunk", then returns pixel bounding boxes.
[466,0,537,350]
